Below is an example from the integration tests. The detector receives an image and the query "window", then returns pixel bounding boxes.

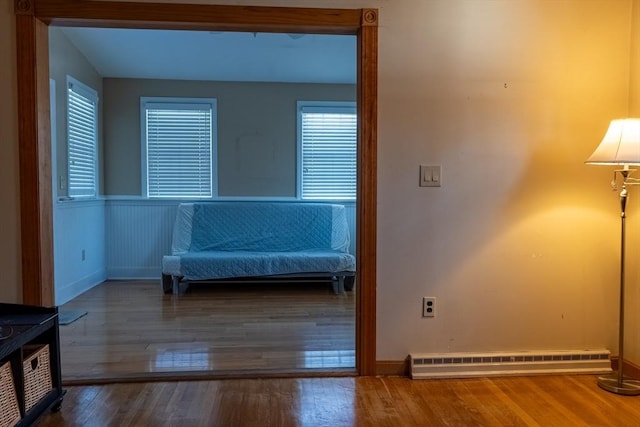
[141,98,217,198]
[297,101,357,200]
[67,77,98,198]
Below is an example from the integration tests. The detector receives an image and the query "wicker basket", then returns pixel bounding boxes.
[0,361,20,427]
[22,344,52,412]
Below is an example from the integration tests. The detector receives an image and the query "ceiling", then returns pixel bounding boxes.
[60,27,357,84]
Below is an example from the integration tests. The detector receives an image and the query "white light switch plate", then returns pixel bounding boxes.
[420,165,441,187]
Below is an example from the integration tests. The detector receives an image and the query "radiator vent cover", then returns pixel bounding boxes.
[410,350,611,379]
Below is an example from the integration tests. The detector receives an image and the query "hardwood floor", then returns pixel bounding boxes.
[34,375,640,426]
[58,280,355,382]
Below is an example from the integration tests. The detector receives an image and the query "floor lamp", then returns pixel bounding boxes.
[586,118,640,395]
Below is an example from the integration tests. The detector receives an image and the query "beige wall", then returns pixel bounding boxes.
[103,79,355,196]
[631,1,640,116]
[2,0,640,365]
[627,0,640,367]
[49,27,104,197]
[376,0,631,360]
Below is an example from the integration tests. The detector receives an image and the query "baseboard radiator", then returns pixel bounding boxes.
[410,350,611,379]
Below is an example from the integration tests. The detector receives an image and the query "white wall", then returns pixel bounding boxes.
[105,200,177,278]
[49,27,107,304]
[54,201,107,305]
[2,0,639,366]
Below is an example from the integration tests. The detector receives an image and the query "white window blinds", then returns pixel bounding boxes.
[67,78,98,198]
[142,99,216,198]
[299,103,357,200]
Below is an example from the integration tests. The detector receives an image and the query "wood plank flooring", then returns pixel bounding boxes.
[34,375,640,426]
[58,280,355,381]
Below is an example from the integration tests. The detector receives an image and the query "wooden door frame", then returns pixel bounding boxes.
[14,0,377,376]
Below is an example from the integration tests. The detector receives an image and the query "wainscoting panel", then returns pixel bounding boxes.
[104,200,356,280]
[54,199,107,305]
[106,200,178,279]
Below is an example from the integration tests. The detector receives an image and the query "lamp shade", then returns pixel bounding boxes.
[586,119,640,165]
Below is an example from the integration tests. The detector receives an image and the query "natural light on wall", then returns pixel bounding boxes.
[298,101,357,200]
[67,76,98,198]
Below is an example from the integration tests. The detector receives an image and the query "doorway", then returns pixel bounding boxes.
[15,0,378,376]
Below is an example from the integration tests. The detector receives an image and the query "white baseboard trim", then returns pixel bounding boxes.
[107,267,161,280]
[55,269,107,305]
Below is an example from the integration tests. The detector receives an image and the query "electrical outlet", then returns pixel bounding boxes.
[423,297,436,317]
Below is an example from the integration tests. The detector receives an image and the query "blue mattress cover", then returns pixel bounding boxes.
[188,202,346,252]
[166,202,356,280]
[180,250,355,280]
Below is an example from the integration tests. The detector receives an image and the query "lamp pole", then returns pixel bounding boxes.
[586,119,640,395]
[597,173,640,395]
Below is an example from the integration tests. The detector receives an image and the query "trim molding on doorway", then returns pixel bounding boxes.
[14,0,377,376]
